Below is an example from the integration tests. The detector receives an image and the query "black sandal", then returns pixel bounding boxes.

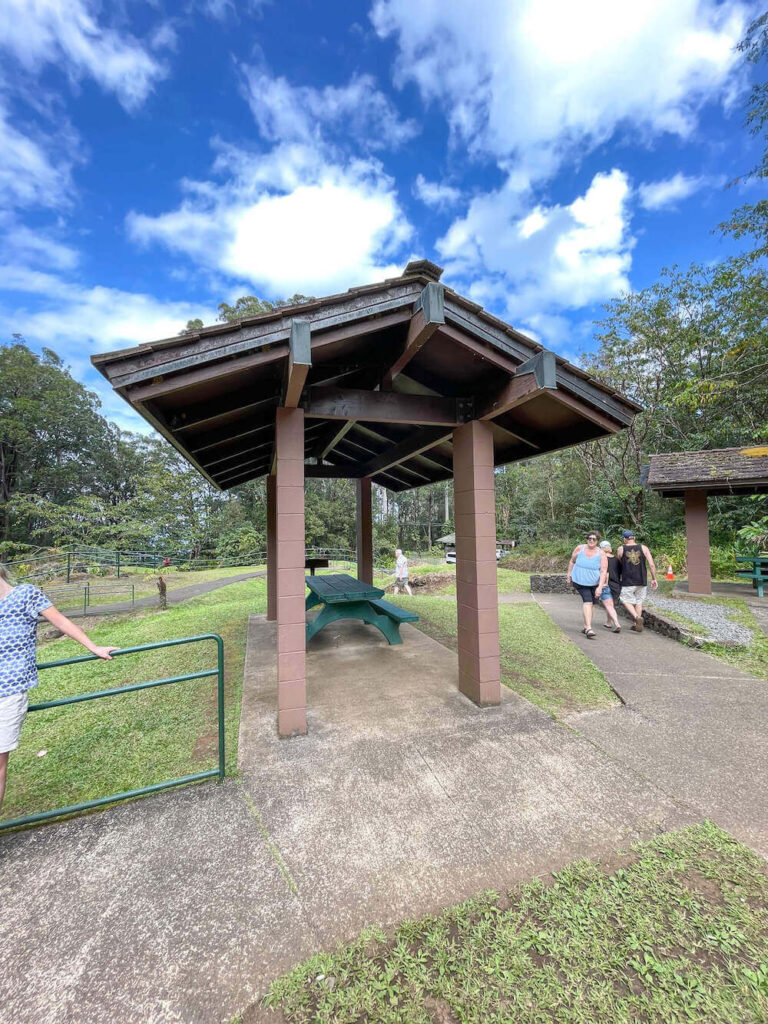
[585,629,596,639]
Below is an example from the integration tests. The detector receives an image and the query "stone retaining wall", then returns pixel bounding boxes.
[530,573,571,594]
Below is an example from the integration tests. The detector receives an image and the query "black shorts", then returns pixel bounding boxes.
[573,583,599,604]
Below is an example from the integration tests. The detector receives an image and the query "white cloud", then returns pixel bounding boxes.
[638,171,724,210]
[0,268,216,429]
[0,0,169,111]
[439,169,633,324]
[372,0,747,180]
[413,174,462,207]
[0,101,79,211]
[128,134,413,297]
[2,224,79,270]
[241,67,417,151]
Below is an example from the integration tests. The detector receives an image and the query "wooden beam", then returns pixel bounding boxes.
[478,351,556,420]
[283,319,312,408]
[204,439,274,471]
[213,456,272,483]
[216,460,272,486]
[492,421,543,452]
[172,386,280,433]
[382,282,444,389]
[189,420,274,456]
[359,427,454,477]
[304,462,363,479]
[549,388,622,434]
[311,420,355,459]
[125,345,288,403]
[351,422,453,474]
[303,387,471,426]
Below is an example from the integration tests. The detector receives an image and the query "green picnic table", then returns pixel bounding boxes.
[734,554,768,598]
[305,572,418,645]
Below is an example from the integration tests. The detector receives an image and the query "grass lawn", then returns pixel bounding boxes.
[393,594,614,714]
[0,577,266,825]
[41,563,266,610]
[262,821,768,1024]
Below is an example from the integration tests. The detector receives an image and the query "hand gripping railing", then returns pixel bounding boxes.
[0,634,225,833]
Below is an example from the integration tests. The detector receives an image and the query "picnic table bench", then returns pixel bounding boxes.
[734,554,768,598]
[305,572,418,645]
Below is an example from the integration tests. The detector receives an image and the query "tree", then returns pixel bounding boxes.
[720,11,768,264]
[0,344,119,540]
[180,294,315,334]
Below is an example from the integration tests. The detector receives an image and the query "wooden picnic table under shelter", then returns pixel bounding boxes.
[93,259,640,737]
[648,446,768,595]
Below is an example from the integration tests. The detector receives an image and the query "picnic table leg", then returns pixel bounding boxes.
[305,591,322,611]
[306,600,403,645]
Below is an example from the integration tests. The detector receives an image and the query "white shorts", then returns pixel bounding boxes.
[620,585,647,606]
[0,692,29,753]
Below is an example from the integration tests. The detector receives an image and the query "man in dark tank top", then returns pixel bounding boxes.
[616,529,658,632]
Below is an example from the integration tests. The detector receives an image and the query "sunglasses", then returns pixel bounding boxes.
[587,535,598,541]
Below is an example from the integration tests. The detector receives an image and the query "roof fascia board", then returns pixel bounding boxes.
[100,284,421,387]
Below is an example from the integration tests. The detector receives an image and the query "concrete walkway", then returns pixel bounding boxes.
[64,571,265,617]
[0,615,697,1024]
[536,593,768,856]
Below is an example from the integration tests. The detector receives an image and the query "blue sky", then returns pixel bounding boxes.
[0,0,764,431]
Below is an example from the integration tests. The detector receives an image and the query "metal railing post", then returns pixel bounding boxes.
[116,551,121,579]
[0,633,226,833]
[216,634,225,781]
[66,553,71,584]
[83,584,88,615]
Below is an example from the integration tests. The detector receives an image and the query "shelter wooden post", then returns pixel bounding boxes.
[266,472,276,620]
[356,476,373,584]
[275,407,307,736]
[453,420,501,706]
[684,488,712,595]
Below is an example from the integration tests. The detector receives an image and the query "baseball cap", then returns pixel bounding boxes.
[622,529,635,539]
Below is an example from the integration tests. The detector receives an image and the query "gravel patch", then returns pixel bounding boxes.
[648,595,754,646]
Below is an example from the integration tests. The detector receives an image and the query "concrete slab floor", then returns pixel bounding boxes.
[2,612,701,1023]
[537,593,768,856]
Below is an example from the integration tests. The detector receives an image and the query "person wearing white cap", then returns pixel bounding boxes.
[598,540,622,632]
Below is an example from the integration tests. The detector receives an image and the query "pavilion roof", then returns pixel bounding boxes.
[647,446,768,498]
[92,260,641,492]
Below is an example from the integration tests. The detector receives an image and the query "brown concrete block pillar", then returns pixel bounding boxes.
[453,420,501,706]
[275,407,307,736]
[356,476,373,584]
[266,472,276,621]
[684,488,711,595]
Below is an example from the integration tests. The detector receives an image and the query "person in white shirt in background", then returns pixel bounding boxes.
[394,549,412,596]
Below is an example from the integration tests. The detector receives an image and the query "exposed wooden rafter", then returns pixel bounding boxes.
[478,350,557,420]
[359,426,454,478]
[382,281,445,390]
[282,319,311,408]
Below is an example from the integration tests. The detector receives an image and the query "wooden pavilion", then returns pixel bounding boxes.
[93,260,640,736]
[648,446,768,594]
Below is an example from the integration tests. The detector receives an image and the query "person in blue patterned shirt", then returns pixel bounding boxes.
[0,564,117,810]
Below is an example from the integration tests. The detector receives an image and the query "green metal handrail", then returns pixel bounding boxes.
[0,634,225,833]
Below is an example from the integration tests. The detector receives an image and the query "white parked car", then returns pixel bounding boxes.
[445,548,503,563]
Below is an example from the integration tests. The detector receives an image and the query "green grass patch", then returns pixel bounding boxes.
[1,578,266,825]
[42,564,266,609]
[662,596,768,682]
[393,594,613,714]
[264,822,768,1024]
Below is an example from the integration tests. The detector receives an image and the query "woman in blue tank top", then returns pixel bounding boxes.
[566,531,608,638]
